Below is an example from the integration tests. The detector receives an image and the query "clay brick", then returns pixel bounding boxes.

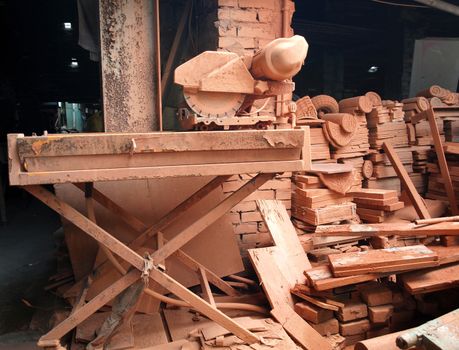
[310,318,339,336]
[336,300,368,322]
[216,21,237,36]
[259,179,292,190]
[218,36,255,49]
[294,302,334,324]
[369,305,393,324]
[242,232,272,246]
[222,181,242,193]
[280,200,292,210]
[218,8,258,22]
[233,223,258,234]
[275,189,291,200]
[241,211,262,222]
[232,201,257,212]
[257,9,274,23]
[277,172,292,178]
[228,212,241,224]
[339,319,370,336]
[359,282,392,306]
[257,38,274,49]
[219,0,238,6]
[244,190,275,201]
[237,23,275,39]
[238,0,275,9]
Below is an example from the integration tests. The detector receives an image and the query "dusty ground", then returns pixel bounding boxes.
[0,189,61,348]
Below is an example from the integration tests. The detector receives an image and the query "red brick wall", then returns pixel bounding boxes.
[215,0,296,257]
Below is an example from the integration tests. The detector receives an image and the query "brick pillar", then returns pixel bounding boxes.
[215,0,295,257]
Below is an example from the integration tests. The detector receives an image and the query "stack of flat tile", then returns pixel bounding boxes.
[349,189,404,223]
[425,151,459,202]
[291,174,356,227]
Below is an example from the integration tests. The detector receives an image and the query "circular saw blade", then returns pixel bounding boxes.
[184,91,245,118]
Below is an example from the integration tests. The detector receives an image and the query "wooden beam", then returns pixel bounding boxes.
[14,160,301,186]
[199,267,216,307]
[151,173,275,264]
[382,142,430,219]
[24,185,144,270]
[426,108,458,214]
[16,130,305,157]
[38,270,140,344]
[314,222,459,236]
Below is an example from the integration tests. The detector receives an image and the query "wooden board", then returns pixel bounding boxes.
[248,246,295,308]
[328,245,438,277]
[400,262,459,294]
[256,200,311,281]
[309,163,354,174]
[382,142,430,219]
[271,306,332,350]
[8,130,309,185]
[348,189,398,200]
[314,221,459,237]
[304,265,382,291]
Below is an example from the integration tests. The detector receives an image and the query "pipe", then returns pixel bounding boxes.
[143,288,268,314]
[413,0,459,16]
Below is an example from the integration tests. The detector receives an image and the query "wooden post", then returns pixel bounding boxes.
[382,142,431,220]
[426,108,458,215]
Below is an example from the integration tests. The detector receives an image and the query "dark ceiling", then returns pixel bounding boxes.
[1,0,459,135]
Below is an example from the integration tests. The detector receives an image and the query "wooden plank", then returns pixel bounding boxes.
[12,160,302,186]
[248,246,295,308]
[426,108,458,214]
[382,142,430,219]
[348,189,398,200]
[271,306,332,350]
[290,290,339,311]
[38,270,140,344]
[15,130,305,158]
[308,163,354,174]
[256,200,311,281]
[151,173,275,264]
[400,262,459,294]
[304,265,382,291]
[328,245,438,277]
[198,267,216,307]
[314,222,459,236]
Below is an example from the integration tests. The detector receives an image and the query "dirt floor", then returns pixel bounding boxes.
[0,188,62,348]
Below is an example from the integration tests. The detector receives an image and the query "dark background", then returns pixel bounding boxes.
[1,0,459,137]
